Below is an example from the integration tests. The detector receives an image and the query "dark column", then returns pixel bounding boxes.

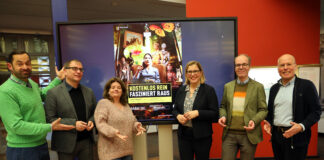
[51,0,68,67]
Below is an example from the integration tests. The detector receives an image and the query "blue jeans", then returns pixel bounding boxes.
[112,155,132,160]
[6,143,50,160]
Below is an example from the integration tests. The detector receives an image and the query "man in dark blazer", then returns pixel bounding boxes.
[218,54,268,160]
[45,59,97,160]
[264,54,321,160]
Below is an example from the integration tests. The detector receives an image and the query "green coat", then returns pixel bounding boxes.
[219,79,268,144]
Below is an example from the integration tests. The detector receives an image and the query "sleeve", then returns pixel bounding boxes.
[131,111,141,133]
[195,85,219,121]
[40,77,62,101]
[265,85,276,123]
[44,89,77,125]
[172,86,184,118]
[0,91,51,136]
[94,100,118,138]
[251,84,268,126]
[88,89,97,123]
[219,85,228,118]
[301,81,322,129]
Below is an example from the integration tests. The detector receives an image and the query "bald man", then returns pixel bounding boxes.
[264,54,321,160]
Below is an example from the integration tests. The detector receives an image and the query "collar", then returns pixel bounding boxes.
[185,83,201,92]
[65,81,80,91]
[279,76,295,87]
[9,74,32,88]
[237,77,249,85]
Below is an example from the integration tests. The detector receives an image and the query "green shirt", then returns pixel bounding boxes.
[0,75,61,147]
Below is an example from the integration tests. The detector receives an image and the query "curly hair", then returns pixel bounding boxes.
[103,77,128,105]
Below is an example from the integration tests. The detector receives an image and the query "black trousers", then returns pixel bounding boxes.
[58,138,93,160]
[272,126,308,160]
[178,126,212,160]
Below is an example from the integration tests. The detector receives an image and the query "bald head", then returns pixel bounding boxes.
[277,54,297,85]
[277,54,296,65]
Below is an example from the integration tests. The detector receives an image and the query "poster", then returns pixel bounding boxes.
[113,22,183,122]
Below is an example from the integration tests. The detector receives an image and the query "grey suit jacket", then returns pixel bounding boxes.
[219,79,268,144]
[44,82,97,153]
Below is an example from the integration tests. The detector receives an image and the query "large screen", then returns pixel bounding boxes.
[57,18,237,124]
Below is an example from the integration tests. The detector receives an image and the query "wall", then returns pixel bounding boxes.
[187,0,320,66]
[186,0,321,158]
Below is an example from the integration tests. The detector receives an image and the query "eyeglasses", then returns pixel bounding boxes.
[186,70,200,74]
[66,67,84,72]
[235,63,249,68]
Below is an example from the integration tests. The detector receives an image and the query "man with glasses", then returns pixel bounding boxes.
[0,51,75,160]
[218,54,268,160]
[45,59,97,160]
[264,54,321,160]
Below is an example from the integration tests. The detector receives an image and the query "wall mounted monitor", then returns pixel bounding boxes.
[57,17,237,124]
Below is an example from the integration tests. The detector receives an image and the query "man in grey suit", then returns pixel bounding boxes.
[45,59,97,160]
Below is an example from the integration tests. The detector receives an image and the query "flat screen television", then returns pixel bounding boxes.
[57,17,237,124]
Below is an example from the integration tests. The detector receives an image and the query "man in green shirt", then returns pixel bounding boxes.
[0,51,75,160]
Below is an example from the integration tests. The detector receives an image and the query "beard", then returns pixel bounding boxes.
[12,68,32,80]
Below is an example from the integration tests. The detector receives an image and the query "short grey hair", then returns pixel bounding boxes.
[235,54,251,65]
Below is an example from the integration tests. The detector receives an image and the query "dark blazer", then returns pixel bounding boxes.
[44,82,97,153]
[172,83,219,139]
[266,76,321,147]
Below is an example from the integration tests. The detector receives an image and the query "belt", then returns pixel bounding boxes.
[273,126,291,132]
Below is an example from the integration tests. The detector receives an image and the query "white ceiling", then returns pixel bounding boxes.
[0,0,323,34]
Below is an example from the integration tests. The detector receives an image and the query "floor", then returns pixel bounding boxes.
[1,132,324,160]
[147,132,324,160]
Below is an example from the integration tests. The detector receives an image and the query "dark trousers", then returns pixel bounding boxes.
[6,143,50,160]
[272,126,308,160]
[58,138,93,160]
[178,127,212,160]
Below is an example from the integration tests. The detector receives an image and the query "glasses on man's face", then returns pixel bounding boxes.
[66,67,84,72]
[235,63,249,68]
[186,70,200,74]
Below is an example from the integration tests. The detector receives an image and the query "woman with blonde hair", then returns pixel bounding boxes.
[172,60,219,160]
